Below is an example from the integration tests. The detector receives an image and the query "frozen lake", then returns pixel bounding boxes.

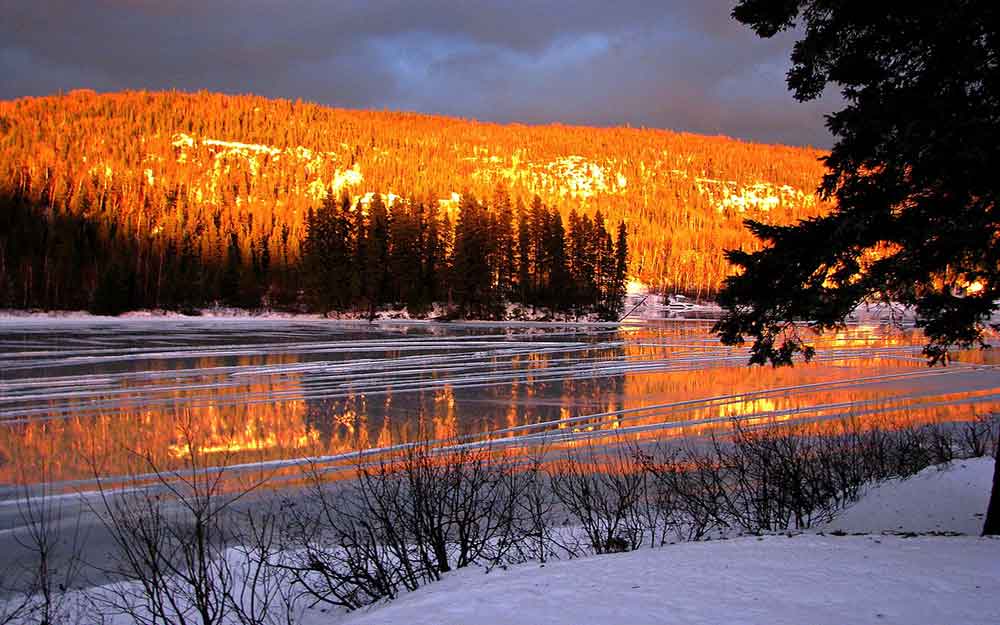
[1,317,999,497]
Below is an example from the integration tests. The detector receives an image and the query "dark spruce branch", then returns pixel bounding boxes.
[718,1,1000,366]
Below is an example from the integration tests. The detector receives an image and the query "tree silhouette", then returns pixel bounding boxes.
[721,0,1000,534]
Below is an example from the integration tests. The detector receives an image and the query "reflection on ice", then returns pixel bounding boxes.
[0,318,997,491]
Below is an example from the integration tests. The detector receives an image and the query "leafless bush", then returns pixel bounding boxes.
[14,484,86,625]
[640,443,728,542]
[637,418,976,536]
[228,500,299,625]
[547,443,651,554]
[278,463,415,611]
[0,577,33,625]
[88,429,270,625]
[0,450,87,625]
[52,414,991,622]
[957,414,999,458]
[279,442,526,611]
[508,453,559,563]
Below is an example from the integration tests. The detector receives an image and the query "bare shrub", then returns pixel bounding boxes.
[958,414,999,458]
[0,448,87,625]
[55,413,990,623]
[228,500,299,625]
[547,442,650,555]
[638,418,971,536]
[279,441,525,611]
[278,462,416,611]
[508,453,559,563]
[637,443,718,542]
[89,428,270,625]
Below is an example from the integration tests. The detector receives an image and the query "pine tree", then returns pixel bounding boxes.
[389,200,426,313]
[516,197,532,305]
[351,197,368,307]
[451,193,497,317]
[302,190,354,312]
[609,221,629,319]
[221,231,242,307]
[492,185,517,302]
[544,206,571,312]
[566,208,582,310]
[422,199,444,306]
[364,194,391,318]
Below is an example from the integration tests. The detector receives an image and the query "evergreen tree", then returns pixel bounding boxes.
[422,199,444,305]
[351,197,369,307]
[492,185,517,302]
[727,0,1000,536]
[451,193,498,317]
[609,221,629,318]
[220,231,242,306]
[566,208,583,309]
[363,194,391,318]
[528,195,548,302]
[302,190,354,312]
[440,211,456,307]
[389,200,426,312]
[90,259,136,316]
[543,206,571,312]
[516,197,532,304]
[721,0,1000,366]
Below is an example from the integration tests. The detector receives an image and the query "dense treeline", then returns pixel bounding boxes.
[302,188,627,318]
[0,90,830,312]
[0,184,626,317]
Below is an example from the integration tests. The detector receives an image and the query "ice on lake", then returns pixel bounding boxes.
[1,317,998,495]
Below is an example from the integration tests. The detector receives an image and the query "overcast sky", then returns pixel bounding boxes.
[1,1,839,147]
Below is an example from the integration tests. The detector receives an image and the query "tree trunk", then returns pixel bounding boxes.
[983,433,1000,536]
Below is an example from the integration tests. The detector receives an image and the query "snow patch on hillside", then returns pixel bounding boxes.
[694,177,817,214]
[167,132,362,204]
[468,151,628,200]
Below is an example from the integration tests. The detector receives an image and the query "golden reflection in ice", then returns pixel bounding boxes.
[1,325,997,487]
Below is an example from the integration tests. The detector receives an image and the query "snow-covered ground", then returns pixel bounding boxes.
[822,457,993,535]
[337,533,998,625]
[328,459,999,625]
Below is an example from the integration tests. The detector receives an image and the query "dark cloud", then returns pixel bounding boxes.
[1,1,838,147]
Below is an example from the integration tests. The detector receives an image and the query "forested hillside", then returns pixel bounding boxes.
[0,90,830,314]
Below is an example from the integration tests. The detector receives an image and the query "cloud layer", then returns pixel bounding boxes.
[1,1,838,147]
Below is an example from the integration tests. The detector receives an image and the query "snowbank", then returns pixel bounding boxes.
[333,458,999,625]
[821,457,995,535]
[338,534,999,625]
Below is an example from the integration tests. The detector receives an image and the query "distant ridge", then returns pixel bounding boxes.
[0,90,830,310]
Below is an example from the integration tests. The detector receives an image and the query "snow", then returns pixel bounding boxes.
[337,535,999,625]
[693,177,815,214]
[621,292,723,320]
[0,304,602,323]
[201,138,282,156]
[821,457,995,535]
[332,459,1000,625]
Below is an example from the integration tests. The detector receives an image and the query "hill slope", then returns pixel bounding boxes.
[0,90,830,311]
